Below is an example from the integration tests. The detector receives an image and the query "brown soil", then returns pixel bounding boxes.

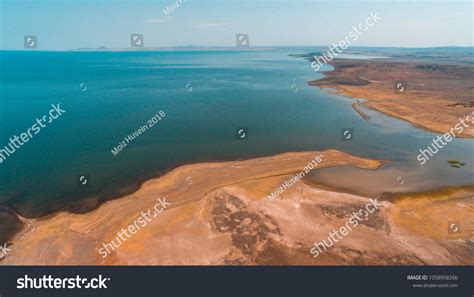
[310,59,474,137]
[1,150,472,265]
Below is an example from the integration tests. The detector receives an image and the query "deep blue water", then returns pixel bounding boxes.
[0,49,472,222]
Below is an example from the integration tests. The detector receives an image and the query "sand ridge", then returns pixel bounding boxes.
[2,150,379,265]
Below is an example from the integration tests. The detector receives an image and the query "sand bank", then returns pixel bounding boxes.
[2,150,472,265]
[310,59,474,137]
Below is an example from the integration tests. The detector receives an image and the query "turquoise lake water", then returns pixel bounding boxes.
[0,49,472,234]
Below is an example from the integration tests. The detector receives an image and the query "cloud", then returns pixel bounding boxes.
[145,19,166,23]
[186,22,231,28]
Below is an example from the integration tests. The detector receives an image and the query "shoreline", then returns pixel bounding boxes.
[15,150,382,219]
[1,51,473,264]
[351,100,371,121]
[309,58,474,138]
[1,149,381,264]
[2,149,473,265]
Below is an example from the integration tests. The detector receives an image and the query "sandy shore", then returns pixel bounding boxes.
[2,149,472,265]
[310,59,474,137]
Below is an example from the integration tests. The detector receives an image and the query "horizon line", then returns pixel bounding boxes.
[1,45,474,52]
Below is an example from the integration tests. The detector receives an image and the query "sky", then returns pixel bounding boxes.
[0,0,472,50]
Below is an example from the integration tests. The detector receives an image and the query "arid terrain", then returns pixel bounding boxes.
[310,58,474,137]
[2,150,472,265]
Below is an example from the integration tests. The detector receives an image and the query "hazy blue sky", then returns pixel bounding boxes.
[0,0,472,49]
